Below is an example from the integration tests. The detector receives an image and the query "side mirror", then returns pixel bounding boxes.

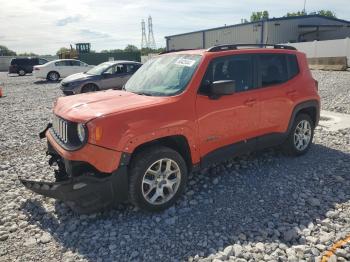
[210,80,235,99]
[102,72,110,77]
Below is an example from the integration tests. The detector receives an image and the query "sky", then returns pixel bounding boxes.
[1,0,350,55]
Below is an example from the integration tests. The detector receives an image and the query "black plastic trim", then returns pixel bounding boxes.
[287,100,320,133]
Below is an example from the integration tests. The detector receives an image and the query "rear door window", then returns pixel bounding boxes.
[258,54,288,87]
[126,64,138,74]
[70,60,81,66]
[38,59,47,65]
[257,54,300,88]
[287,54,299,79]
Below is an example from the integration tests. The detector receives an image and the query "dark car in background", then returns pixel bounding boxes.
[60,60,142,95]
[9,57,48,76]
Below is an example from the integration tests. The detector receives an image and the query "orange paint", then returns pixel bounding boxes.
[49,48,320,173]
[321,235,350,262]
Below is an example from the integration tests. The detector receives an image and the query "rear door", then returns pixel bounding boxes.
[254,53,300,138]
[119,63,138,86]
[70,60,84,74]
[54,60,73,77]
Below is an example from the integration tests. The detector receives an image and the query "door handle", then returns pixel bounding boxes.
[244,99,256,106]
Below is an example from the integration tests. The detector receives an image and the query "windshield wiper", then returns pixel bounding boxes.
[135,92,152,96]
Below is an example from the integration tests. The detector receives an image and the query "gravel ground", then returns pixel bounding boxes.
[312,70,350,114]
[0,70,349,262]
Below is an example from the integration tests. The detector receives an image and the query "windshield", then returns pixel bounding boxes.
[86,62,113,75]
[125,54,201,96]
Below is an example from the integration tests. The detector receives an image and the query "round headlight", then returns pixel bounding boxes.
[77,123,86,142]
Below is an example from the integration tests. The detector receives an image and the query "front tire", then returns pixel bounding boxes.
[47,71,60,81]
[129,146,188,212]
[282,113,314,156]
[81,84,98,93]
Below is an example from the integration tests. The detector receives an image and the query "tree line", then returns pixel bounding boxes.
[247,10,336,22]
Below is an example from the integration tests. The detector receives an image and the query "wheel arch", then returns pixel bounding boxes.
[47,70,60,79]
[129,135,195,172]
[82,82,100,91]
[287,100,320,134]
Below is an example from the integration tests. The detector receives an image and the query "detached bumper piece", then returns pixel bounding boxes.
[20,166,128,214]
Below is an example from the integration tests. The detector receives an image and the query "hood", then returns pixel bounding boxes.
[62,72,93,83]
[54,90,167,122]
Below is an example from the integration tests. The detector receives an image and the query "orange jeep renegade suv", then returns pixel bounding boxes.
[21,44,320,213]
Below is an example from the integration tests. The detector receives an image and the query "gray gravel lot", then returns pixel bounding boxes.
[0,71,349,262]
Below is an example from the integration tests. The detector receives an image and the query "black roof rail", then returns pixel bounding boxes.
[159,48,199,55]
[207,44,297,52]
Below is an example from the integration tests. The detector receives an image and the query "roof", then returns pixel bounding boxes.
[165,15,350,39]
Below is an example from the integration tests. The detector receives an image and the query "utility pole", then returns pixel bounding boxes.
[303,0,307,14]
[147,16,156,50]
[141,19,148,49]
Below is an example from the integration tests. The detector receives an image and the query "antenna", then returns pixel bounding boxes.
[147,16,156,50]
[141,19,148,49]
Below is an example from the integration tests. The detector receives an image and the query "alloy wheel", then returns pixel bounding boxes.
[293,120,312,151]
[141,158,181,205]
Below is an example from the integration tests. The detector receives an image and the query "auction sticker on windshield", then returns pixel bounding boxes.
[175,58,196,67]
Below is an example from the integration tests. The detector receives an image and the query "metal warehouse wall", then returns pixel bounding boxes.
[265,16,350,44]
[204,24,261,48]
[166,16,350,51]
[79,51,141,65]
[167,32,203,50]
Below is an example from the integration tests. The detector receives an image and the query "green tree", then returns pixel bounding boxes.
[317,10,336,18]
[56,47,70,56]
[285,10,336,18]
[141,47,165,55]
[285,11,306,17]
[101,49,124,53]
[124,45,139,52]
[0,45,16,56]
[250,11,269,22]
[17,52,38,57]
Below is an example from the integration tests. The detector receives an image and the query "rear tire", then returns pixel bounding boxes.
[129,146,188,212]
[282,113,314,156]
[47,71,60,81]
[18,69,26,76]
[81,84,98,93]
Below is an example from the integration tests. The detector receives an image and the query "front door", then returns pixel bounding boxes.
[196,54,260,158]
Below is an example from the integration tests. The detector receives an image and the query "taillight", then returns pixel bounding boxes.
[34,67,40,70]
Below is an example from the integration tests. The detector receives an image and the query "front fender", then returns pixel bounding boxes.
[121,126,200,164]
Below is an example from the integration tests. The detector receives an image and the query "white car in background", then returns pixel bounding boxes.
[33,59,94,81]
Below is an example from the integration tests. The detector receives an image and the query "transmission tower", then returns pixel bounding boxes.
[147,16,156,50]
[141,19,148,49]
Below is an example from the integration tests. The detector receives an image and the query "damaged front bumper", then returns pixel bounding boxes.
[19,125,129,214]
[20,166,128,214]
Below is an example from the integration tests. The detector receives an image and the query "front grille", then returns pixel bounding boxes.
[52,115,68,143]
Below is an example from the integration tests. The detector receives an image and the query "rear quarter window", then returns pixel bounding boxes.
[287,54,299,79]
